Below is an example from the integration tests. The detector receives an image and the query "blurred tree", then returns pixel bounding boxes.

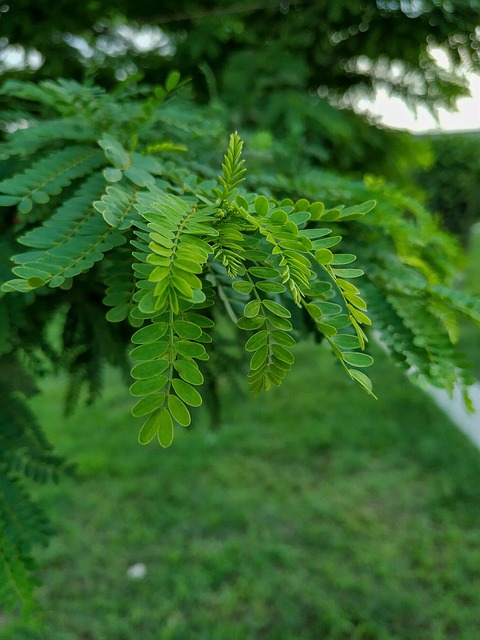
[414,132,480,244]
[4,0,479,104]
[2,1,479,176]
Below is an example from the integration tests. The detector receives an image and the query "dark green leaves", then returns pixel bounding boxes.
[0,145,104,218]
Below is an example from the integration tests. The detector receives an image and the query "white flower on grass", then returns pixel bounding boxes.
[126,563,147,580]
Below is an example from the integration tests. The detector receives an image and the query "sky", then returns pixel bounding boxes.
[359,73,480,133]
[357,45,480,134]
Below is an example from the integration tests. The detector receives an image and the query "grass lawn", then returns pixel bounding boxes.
[2,335,480,640]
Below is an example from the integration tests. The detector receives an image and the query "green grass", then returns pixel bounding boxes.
[2,337,480,640]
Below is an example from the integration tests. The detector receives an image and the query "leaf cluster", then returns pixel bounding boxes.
[0,76,479,611]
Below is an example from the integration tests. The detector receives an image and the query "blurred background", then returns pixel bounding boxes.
[1,1,480,638]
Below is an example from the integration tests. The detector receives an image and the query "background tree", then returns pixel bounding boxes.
[3,1,480,175]
[1,0,480,613]
[414,131,480,244]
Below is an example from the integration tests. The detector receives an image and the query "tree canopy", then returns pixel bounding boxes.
[5,1,480,105]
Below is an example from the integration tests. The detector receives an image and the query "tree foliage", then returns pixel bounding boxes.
[1,0,480,614]
[414,132,480,244]
[5,0,480,105]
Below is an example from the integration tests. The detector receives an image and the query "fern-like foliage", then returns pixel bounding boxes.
[218,132,246,201]
[0,76,479,611]
[125,136,375,445]
[0,363,73,612]
[252,168,480,399]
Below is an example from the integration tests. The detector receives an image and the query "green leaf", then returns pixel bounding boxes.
[342,352,374,368]
[317,301,342,315]
[232,280,253,294]
[271,356,291,371]
[165,70,181,92]
[321,208,342,221]
[124,166,155,187]
[174,320,203,340]
[26,276,46,289]
[31,190,49,204]
[332,268,364,279]
[262,299,291,318]
[349,369,376,397]
[267,315,293,331]
[184,312,214,329]
[331,254,357,265]
[172,379,202,407]
[270,210,288,224]
[305,303,323,319]
[308,201,325,220]
[174,360,204,385]
[349,307,372,325]
[243,249,269,261]
[327,315,351,329]
[315,248,333,265]
[255,195,270,216]
[168,394,191,426]
[271,330,296,347]
[131,359,169,379]
[331,334,361,349]
[271,344,294,365]
[104,167,123,183]
[174,341,206,358]
[132,393,166,417]
[312,236,342,249]
[250,345,269,370]
[249,266,279,279]
[131,322,169,344]
[18,198,33,214]
[157,409,174,447]
[316,322,337,337]
[289,212,310,226]
[306,281,331,296]
[295,198,309,211]
[237,316,266,330]
[0,195,21,206]
[175,257,204,274]
[106,304,130,323]
[98,133,130,169]
[345,294,367,310]
[339,200,376,220]
[245,330,268,351]
[130,341,169,361]
[130,375,168,396]
[244,300,261,318]
[138,412,160,444]
[336,279,359,293]
[299,228,331,239]
[256,281,286,294]
[171,276,193,299]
